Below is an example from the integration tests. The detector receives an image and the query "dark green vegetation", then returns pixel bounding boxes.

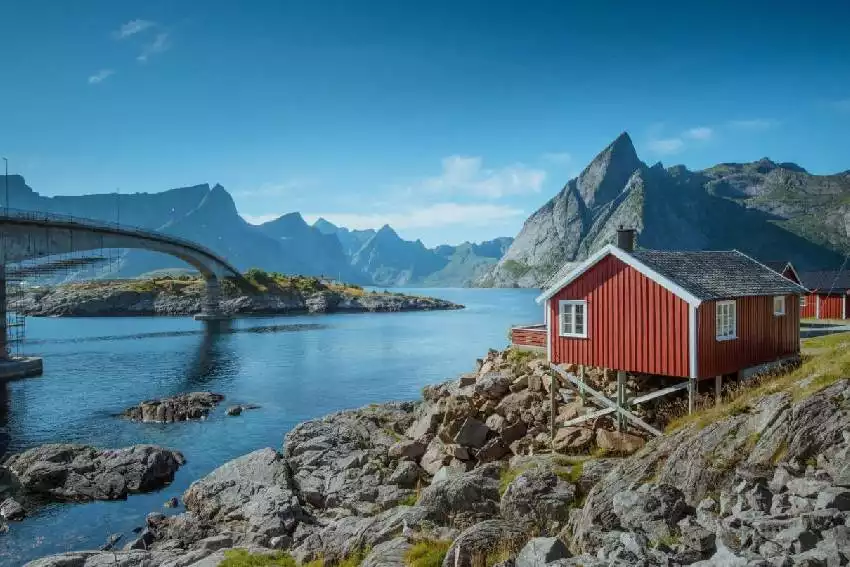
[404,540,452,567]
[220,549,297,567]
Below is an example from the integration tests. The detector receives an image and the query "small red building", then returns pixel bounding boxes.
[517,235,805,381]
[764,261,802,286]
[797,271,850,320]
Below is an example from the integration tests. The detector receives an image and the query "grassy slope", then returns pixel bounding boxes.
[667,331,850,432]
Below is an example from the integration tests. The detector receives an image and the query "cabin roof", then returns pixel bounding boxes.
[537,245,807,306]
[798,270,850,292]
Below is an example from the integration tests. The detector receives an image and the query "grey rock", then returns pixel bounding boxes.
[361,537,413,567]
[431,465,467,485]
[815,487,850,511]
[387,460,421,488]
[3,443,185,502]
[611,484,688,531]
[388,440,425,460]
[421,437,451,476]
[500,469,576,534]
[475,438,509,463]
[475,372,513,400]
[164,497,179,508]
[787,478,831,498]
[442,520,529,567]
[179,448,305,546]
[515,538,571,567]
[225,405,243,416]
[453,417,490,449]
[0,497,25,521]
[418,464,502,527]
[122,392,224,423]
[99,533,123,551]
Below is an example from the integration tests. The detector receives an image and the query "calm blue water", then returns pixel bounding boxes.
[0,288,541,565]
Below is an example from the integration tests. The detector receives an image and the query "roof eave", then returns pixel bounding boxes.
[535,244,703,307]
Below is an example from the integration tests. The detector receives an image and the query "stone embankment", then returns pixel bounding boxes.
[24,348,850,566]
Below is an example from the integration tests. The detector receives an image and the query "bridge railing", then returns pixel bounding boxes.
[0,207,238,275]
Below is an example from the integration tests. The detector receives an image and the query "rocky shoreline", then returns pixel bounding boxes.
[13,281,463,318]
[19,347,850,566]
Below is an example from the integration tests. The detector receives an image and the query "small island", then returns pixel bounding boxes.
[13,269,463,317]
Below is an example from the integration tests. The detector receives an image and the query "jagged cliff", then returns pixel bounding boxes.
[479,133,849,287]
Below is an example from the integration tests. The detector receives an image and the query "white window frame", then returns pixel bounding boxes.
[800,296,806,308]
[773,295,786,316]
[716,300,737,341]
[558,300,588,338]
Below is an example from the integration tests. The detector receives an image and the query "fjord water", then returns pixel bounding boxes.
[0,288,540,564]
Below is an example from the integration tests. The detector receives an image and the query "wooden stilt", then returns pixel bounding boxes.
[688,377,695,414]
[578,365,586,405]
[715,375,722,406]
[549,373,557,441]
[616,371,626,431]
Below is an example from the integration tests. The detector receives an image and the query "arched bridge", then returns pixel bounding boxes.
[0,208,240,318]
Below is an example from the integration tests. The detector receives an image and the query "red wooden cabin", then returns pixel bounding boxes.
[524,233,805,382]
[797,271,850,320]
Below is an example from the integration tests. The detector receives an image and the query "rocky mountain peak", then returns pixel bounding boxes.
[577,131,643,208]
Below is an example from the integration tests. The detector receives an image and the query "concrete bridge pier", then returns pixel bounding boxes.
[0,263,44,380]
[193,276,233,332]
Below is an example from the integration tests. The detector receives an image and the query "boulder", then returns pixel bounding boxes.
[595,430,645,454]
[226,405,243,416]
[388,440,426,460]
[3,443,185,502]
[453,418,491,449]
[515,537,571,567]
[121,392,225,423]
[500,469,576,533]
[431,465,467,485]
[418,464,502,527]
[180,448,305,547]
[553,427,593,453]
[361,537,413,567]
[387,461,421,488]
[476,372,513,400]
[421,438,451,476]
[816,487,850,511]
[0,497,25,521]
[441,520,529,567]
[476,438,510,463]
[612,484,689,533]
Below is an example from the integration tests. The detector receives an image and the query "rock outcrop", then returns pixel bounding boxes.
[121,392,225,423]
[15,284,463,317]
[4,444,184,503]
[25,351,850,567]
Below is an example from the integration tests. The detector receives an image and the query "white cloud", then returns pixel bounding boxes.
[647,137,685,155]
[727,118,779,130]
[88,69,115,84]
[541,152,572,165]
[415,156,546,199]
[114,19,155,39]
[137,32,171,62]
[684,126,713,140]
[301,202,525,230]
[241,213,281,225]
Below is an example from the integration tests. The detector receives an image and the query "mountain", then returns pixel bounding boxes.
[0,176,511,286]
[258,213,356,279]
[350,225,449,286]
[313,218,376,257]
[478,132,849,288]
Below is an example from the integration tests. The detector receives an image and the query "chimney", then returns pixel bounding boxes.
[616,226,636,252]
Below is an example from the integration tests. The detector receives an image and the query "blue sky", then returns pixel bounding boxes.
[1,0,849,246]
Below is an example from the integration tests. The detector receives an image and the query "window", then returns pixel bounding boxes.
[716,300,737,341]
[774,296,786,316]
[559,300,587,338]
[800,296,807,308]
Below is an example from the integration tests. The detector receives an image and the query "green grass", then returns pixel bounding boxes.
[303,557,325,567]
[666,332,850,432]
[405,540,452,567]
[219,550,296,567]
[499,467,527,496]
[337,547,371,567]
[399,491,419,506]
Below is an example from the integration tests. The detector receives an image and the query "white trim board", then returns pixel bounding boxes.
[535,244,703,307]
